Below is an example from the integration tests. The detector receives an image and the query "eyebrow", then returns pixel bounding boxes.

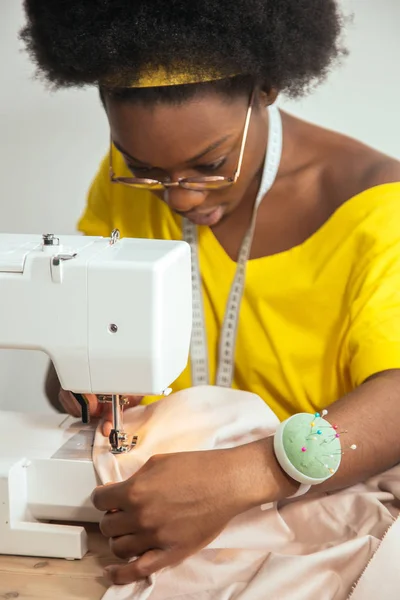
[112,134,232,167]
[185,135,232,163]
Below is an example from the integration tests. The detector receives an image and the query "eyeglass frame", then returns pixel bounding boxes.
[108,89,255,192]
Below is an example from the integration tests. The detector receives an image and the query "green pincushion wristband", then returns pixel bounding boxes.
[273,410,356,486]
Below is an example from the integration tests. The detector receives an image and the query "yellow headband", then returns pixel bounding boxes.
[101,65,238,89]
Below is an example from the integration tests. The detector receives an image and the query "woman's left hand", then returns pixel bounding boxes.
[91,448,246,584]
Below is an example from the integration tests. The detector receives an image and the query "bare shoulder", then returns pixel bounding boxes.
[311,122,400,208]
[364,153,400,187]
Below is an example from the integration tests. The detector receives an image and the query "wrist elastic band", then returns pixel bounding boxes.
[287,483,311,498]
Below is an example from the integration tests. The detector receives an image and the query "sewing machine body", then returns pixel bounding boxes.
[0,232,192,395]
[0,411,100,559]
[0,232,192,559]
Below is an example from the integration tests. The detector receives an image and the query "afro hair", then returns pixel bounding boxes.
[20,0,347,100]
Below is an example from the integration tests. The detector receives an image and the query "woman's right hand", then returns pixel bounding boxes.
[58,388,143,436]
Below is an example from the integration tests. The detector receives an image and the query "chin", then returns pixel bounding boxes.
[184,205,226,227]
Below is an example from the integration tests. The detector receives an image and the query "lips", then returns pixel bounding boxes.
[183,206,224,227]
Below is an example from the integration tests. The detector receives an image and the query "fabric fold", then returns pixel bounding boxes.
[92,386,400,600]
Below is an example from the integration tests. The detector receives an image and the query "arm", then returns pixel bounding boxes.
[232,369,400,506]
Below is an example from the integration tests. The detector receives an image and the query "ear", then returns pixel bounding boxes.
[258,87,279,107]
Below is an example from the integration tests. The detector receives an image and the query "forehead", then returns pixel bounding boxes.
[105,93,247,166]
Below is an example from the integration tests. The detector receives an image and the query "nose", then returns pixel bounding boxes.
[163,187,206,213]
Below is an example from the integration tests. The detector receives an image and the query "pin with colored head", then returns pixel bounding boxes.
[324,444,357,457]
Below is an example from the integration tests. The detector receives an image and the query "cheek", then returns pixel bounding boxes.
[152,191,165,202]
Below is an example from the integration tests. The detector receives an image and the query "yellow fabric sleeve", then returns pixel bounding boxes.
[346,218,400,387]
[77,155,113,237]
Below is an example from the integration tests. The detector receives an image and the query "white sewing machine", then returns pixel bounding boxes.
[0,231,192,560]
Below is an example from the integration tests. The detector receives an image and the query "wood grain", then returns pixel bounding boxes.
[0,573,107,600]
[0,524,124,600]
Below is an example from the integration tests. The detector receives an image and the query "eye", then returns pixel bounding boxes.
[196,158,227,173]
[127,164,154,175]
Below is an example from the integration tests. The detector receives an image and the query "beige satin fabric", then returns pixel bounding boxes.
[92,386,400,600]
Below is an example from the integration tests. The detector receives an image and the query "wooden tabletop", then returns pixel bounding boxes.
[0,524,122,599]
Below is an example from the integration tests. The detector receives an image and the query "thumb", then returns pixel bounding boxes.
[101,396,143,436]
[104,549,169,584]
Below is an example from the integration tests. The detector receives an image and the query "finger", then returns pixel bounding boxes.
[91,481,130,512]
[102,418,112,437]
[109,533,150,560]
[85,394,103,417]
[59,389,102,420]
[124,395,143,407]
[100,510,135,539]
[101,403,115,436]
[101,396,143,436]
[104,549,169,584]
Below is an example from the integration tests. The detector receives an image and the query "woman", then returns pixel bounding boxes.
[22,0,400,586]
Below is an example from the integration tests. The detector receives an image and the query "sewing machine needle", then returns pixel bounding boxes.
[111,394,121,432]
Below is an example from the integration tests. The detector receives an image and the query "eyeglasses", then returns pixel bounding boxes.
[109,90,254,192]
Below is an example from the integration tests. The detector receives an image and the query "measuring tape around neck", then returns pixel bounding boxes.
[183,104,283,387]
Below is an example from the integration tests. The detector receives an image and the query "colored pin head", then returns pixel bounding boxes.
[325,443,357,457]
[282,412,342,480]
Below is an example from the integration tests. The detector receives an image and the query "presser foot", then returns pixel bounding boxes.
[98,394,139,454]
[109,430,139,454]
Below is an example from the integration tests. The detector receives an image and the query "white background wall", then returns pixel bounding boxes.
[0,0,399,414]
